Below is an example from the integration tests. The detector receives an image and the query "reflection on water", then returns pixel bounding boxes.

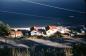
[0,44,86,56]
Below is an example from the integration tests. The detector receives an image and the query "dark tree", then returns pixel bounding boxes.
[0,21,10,36]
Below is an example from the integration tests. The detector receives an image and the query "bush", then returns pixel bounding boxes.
[0,21,10,36]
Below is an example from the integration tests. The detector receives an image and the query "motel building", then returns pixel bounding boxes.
[9,30,23,38]
[45,26,71,37]
[30,26,59,37]
[57,26,70,34]
[57,26,71,37]
[30,26,45,36]
[45,25,59,37]
[30,25,71,37]
[9,26,71,38]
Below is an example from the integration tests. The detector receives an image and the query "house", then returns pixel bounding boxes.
[57,26,70,34]
[9,30,23,38]
[31,30,42,36]
[44,25,71,37]
[45,25,58,36]
[30,26,45,36]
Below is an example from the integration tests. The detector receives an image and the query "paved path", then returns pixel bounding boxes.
[66,37,86,44]
[0,37,86,48]
[0,38,29,48]
[27,38,72,48]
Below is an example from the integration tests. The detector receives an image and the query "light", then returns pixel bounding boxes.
[60,30,65,33]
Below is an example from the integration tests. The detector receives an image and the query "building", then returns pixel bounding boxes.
[44,26,71,37]
[30,26,45,36]
[57,26,70,34]
[9,26,71,37]
[45,25,58,37]
[9,30,23,38]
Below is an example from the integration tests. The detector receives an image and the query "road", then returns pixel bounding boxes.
[0,37,86,48]
[0,37,29,48]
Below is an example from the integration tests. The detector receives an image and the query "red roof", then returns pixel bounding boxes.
[49,26,58,30]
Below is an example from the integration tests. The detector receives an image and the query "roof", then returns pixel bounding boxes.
[10,31,23,35]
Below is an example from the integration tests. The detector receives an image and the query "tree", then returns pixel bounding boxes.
[0,21,10,36]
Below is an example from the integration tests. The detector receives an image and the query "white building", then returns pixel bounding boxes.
[44,26,70,37]
[57,26,70,34]
[45,26,58,37]
[10,26,71,37]
[30,26,45,36]
[31,30,42,36]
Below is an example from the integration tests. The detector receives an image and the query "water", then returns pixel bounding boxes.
[0,0,86,27]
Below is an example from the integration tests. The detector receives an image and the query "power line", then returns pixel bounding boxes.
[21,0,86,14]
